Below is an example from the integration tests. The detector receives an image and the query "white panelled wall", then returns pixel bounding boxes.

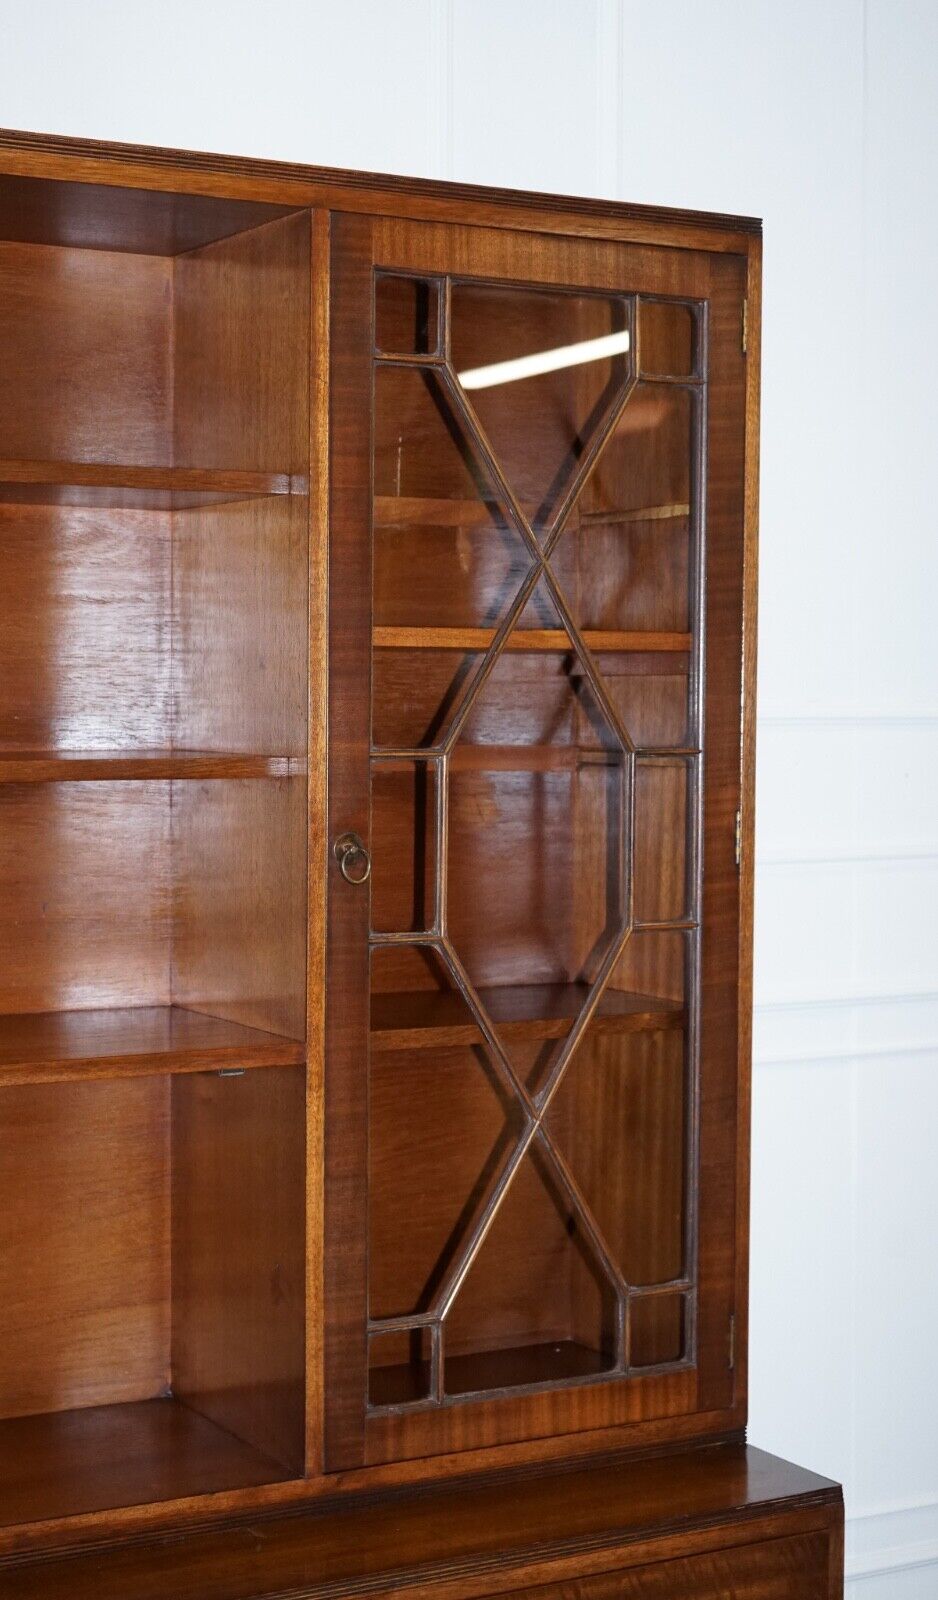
[2,1,936,1592]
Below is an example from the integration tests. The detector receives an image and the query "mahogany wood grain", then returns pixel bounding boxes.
[0,1006,304,1086]
[0,502,171,752]
[0,240,171,465]
[0,783,170,1013]
[0,458,294,505]
[305,206,332,1474]
[0,170,299,255]
[0,1077,169,1418]
[0,1444,840,1599]
[0,121,833,1600]
[736,235,764,1422]
[173,211,310,476]
[374,628,691,653]
[0,751,303,782]
[693,251,748,1417]
[0,1398,289,1531]
[172,1066,307,1476]
[492,1533,831,1600]
[322,211,374,1469]
[171,777,307,1041]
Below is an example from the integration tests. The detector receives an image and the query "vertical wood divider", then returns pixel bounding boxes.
[307,206,331,1474]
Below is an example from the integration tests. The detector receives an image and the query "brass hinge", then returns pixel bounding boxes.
[741,298,748,354]
[728,1312,736,1370]
[734,808,742,868]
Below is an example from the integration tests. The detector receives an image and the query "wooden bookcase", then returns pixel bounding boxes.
[0,129,843,1599]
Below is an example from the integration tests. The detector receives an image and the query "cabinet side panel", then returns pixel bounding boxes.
[0,1078,169,1418]
[695,252,748,1413]
[171,1066,306,1475]
[173,211,310,475]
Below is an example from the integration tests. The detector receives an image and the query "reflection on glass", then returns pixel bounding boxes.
[451,284,631,538]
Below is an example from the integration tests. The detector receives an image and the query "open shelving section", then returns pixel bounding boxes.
[0,180,311,1526]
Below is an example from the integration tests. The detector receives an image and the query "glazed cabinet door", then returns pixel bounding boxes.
[324,213,749,1468]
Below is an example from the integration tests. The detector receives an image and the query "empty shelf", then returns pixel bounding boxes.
[0,458,305,509]
[0,1398,291,1529]
[0,1006,305,1086]
[0,749,306,782]
[370,984,684,1053]
[373,626,691,653]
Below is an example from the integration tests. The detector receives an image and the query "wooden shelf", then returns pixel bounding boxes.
[0,459,306,509]
[370,984,684,1053]
[374,496,690,529]
[0,1005,305,1086]
[373,626,692,654]
[370,1340,611,1408]
[0,749,306,783]
[0,1398,291,1528]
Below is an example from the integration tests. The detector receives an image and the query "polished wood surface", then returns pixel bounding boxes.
[0,750,304,781]
[0,458,295,505]
[0,783,171,1012]
[0,1006,303,1086]
[0,1077,168,1419]
[0,1445,840,1597]
[325,210,748,1472]
[374,627,691,653]
[0,122,838,1600]
[172,1067,307,1476]
[0,127,760,256]
[0,1398,291,1530]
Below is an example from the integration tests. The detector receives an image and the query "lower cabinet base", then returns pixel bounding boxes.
[0,1442,844,1600]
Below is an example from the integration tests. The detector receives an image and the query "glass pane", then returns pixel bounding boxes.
[447,584,627,1083]
[373,364,533,749]
[368,946,519,1321]
[368,1327,432,1407]
[375,274,439,355]
[545,1022,687,1289]
[630,1292,686,1367]
[633,758,692,926]
[443,1143,617,1396]
[451,284,632,540]
[553,381,699,753]
[371,759,438,935]
[565,384,695,634]
[639,300,697,377]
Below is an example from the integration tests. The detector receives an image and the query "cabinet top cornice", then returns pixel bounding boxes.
[0,124,761,254]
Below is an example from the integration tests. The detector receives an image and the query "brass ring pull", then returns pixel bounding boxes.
[333,831,371,885]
